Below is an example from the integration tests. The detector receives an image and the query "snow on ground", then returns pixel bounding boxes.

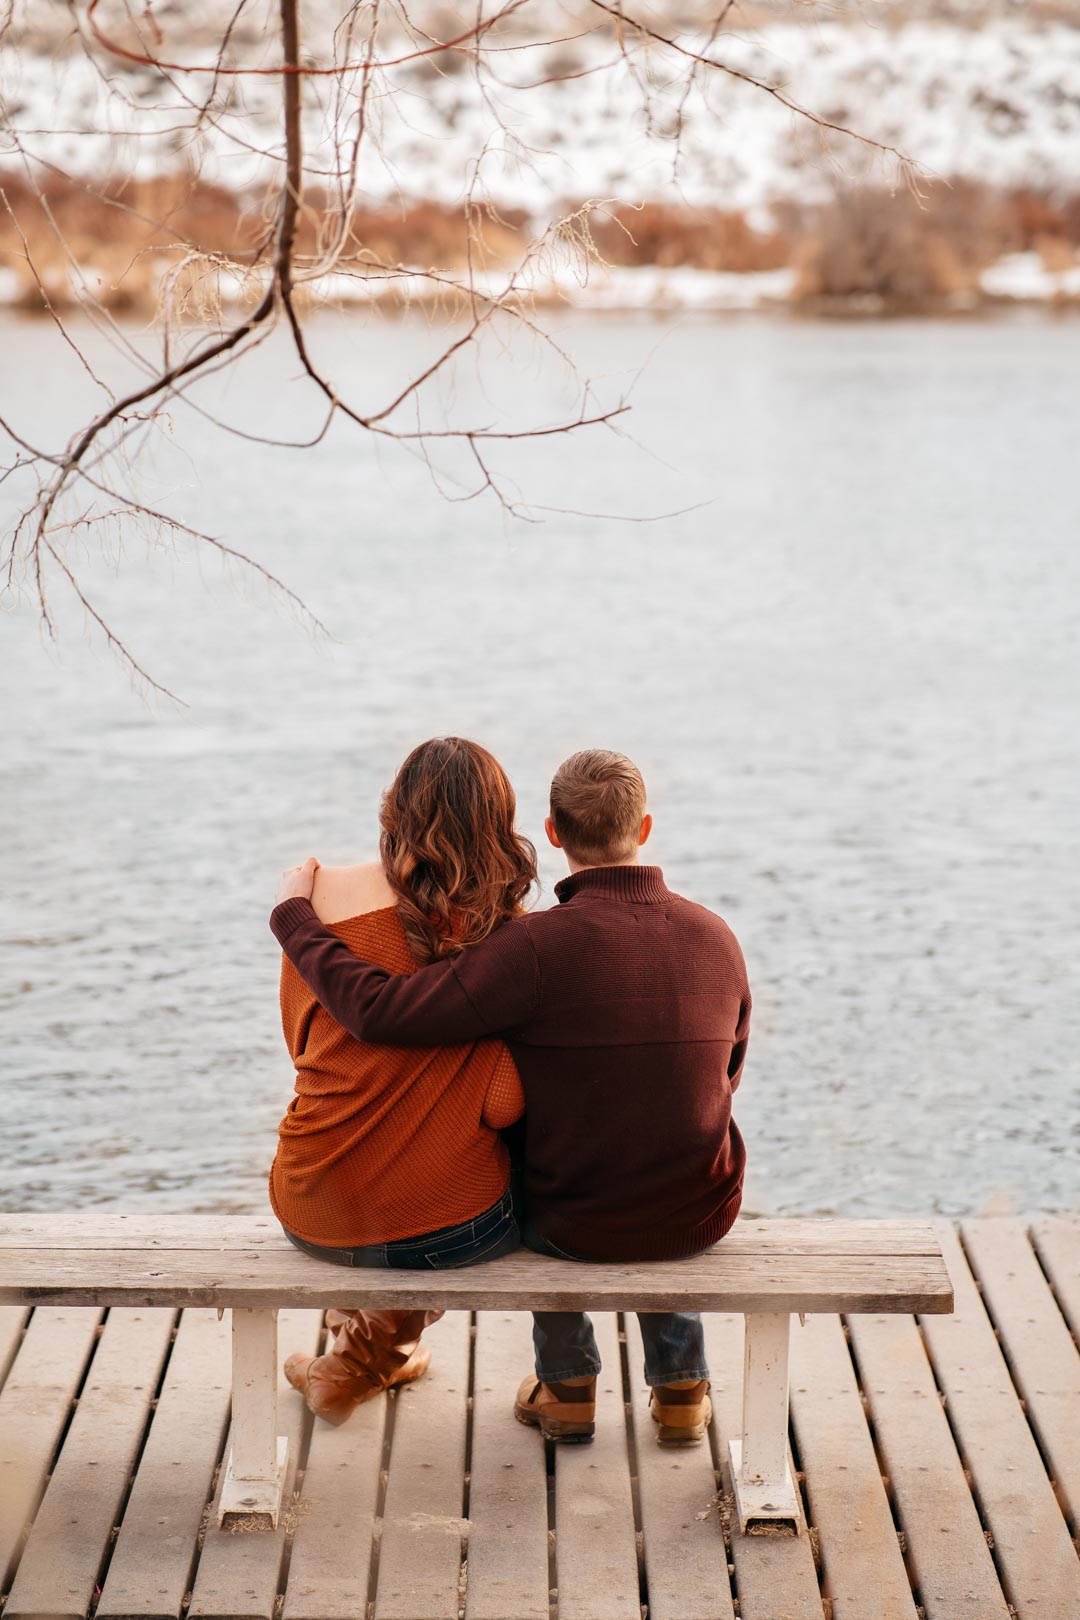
[981,248,1080,299]
[300,261,798,308]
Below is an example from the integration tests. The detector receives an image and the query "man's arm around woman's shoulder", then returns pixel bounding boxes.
[270,890,541,1047]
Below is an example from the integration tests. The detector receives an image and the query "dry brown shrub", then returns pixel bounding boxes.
[791,184,989,309]
[0,170,529,313]
[790,179,1080,309]
[1006,186,1080,248]
[340,199,526,270]
[0,170,266,311]
[584,201,790,272]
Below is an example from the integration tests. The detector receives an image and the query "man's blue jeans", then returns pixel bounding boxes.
[525,1223,709,1387]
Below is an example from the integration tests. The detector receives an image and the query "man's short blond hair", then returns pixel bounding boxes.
[549,749,647,867]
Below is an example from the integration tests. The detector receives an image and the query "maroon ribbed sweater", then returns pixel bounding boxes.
[271,865,750,1262]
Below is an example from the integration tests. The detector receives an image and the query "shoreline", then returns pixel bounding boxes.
[3,252,1079,319]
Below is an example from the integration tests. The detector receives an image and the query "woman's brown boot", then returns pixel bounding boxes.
[285,1308,444,1426]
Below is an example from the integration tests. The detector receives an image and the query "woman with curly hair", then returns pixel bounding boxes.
[270,736,535,1426]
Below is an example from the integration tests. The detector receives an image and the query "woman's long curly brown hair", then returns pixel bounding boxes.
[379,737,537,964]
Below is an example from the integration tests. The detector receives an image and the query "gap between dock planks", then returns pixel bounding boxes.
[624,1314,733,1620]
[373,1310,471,1620]
[97,1308,232,1620]
[4,1307,176,1620]
[960,1217,1080,1532]
[702,1314,822,1620]
[1029,1215,1080,1339]
[918,1224,1080,1620]
[187,1307,323,1620]
[466,1312,549,1620]
[0,1307,29,1386]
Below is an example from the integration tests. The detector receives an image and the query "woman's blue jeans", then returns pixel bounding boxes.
[283,1186,519,1270]
[524,1222,709,1387]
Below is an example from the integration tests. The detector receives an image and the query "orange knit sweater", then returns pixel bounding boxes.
[269,905,524,1247]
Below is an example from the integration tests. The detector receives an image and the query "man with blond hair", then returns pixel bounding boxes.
[272,748,751,1445]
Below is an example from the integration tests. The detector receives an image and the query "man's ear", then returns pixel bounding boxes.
[544,816,562,850]
[638,813,654,848]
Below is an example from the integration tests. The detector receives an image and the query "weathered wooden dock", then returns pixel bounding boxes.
[0,1217,1076,1620]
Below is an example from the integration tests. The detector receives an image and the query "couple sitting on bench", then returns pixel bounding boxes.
[270,740,751,1446]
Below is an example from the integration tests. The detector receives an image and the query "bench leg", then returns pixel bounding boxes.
[218,1308,289,1528]
[728,1311,801,1534]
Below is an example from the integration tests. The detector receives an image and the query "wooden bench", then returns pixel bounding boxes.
[0,1215,952,1535]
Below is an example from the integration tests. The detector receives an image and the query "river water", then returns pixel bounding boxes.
[1,309,1077,1218]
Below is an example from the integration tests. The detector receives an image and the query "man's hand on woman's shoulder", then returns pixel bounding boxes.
[276,857,319,906]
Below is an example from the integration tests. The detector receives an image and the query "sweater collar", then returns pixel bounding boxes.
[554,864,671,905]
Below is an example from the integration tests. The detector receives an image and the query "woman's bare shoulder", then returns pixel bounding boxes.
[311,861,396,924]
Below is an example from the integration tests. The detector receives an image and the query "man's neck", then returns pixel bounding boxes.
[564,855,640,876]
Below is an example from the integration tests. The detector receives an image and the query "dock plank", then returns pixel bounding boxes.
[702,1314,822,1620]
[283,1316,387,1620]
[961,1218,1080,1530]
[847,1313,1009,1620]
[97,1309,231,1620]
[626,1314,733,1620]
[0,1306,104,1591]
[790,1314,916,1620]
[374,1311,470,1620]
[919,1224,1080,1620]
[1029,1216,1080,1341]
[466,1312,549,1620]
[5,1307,175,1620]
[188,1308,322,1620]
[554,1312,640,1620]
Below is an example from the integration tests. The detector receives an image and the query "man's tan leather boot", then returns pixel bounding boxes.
[285,1307,443,1427]
[649,1378,712,1443]
[514,1373,596,1442]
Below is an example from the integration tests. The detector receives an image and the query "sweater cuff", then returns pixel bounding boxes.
[270,896,317,944]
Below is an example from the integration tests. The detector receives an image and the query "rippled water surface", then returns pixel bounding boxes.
[2,310,1077,1218]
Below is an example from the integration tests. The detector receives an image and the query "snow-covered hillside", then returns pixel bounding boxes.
[6,17,1080,215]
[2,3,1080,305]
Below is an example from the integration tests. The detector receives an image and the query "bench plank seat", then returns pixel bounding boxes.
[0,1215,946,1253]
[0,1219,953,1316]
